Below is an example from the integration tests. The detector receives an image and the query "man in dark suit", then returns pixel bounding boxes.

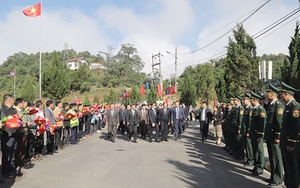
[125,104,139,143]
[181,102,189,131]
[171,101,184,141]
[158,102,172,142]
[118,104,126,134]
[148,103,159,143]
[193,102,212,142]
[105,104,119,143]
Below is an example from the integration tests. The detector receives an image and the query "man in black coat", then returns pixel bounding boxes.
[159,102,172,142]
[148,103,159,143]
[125,104,139,143]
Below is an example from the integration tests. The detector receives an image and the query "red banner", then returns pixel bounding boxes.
[140,86,145,96]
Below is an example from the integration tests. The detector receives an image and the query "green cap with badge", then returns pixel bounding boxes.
[265,83,279,93]
[243,93,251,100]
[279,81,298,95]
[234,94,242,101]
[250,91,263,100]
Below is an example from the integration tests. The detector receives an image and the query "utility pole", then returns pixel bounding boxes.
[152,52,162,91]
[175,47,177,92]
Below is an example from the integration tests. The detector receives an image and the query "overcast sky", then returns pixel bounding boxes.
[0,0,299,78]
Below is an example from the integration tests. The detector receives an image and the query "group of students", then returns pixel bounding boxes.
[219,82,300,187]
[0,94,106,181]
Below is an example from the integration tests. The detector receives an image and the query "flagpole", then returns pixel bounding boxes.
[14,70,16,99]
[39,1,42,100]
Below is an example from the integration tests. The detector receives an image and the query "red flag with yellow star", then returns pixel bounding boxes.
[23,3,41,17]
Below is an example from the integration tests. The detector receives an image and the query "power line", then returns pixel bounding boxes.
[180,0,271,55]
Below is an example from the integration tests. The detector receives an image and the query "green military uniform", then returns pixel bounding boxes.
[249,91,266,175]
[235,95,245,159]
[225,102,233,151]
[229,96,238,155]
[265,84,284,184]
[243,93,254,165]
[279,82,300,188]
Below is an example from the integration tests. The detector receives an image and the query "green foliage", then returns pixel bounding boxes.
[282,22,300,101]
[83,93,90,106]
[105,89,117,104]
[130,86,141,103]
[20,77,37,102]
[93,94,100,104]
[70,63,91,92]
[42,52,70,99]
[102,43,146,87]
[179,74,196,105]
[146,87,157,105]
[224,24,261,96]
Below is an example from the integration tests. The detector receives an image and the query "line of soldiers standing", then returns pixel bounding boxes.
[105,101,190,143]
[221,82,300,187]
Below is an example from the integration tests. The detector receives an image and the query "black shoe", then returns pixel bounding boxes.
[268,182,281,186]
[248,169,256,173]
[3,174,14,179]
[174,138,178,141]
[149,140,152,143]
[252,171,263,176]
[164,139,168,142]
[178,137,181,139]
[133,140,137,143]
[112,140,115,143]
[263,178,272,183]
[161,139,164,142]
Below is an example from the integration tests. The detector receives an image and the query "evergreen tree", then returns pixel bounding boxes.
[179,75,196,105]
[21,77,36,102]
[106,89,117,104]
[42,52,70,99]
[224,24,260,97]
[282,22,300,101]
[83,93,90,106]
[93,94,100,104]
[130,86,141,103]
[146,87,157,105]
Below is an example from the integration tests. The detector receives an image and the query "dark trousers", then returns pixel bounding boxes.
[70,126,77,144]
[25,132,36,159]
[174,119,183,138]
[1,131,18,175]
[236,133,244,158]
[140,122,147,138]
[127,124,137,141]
[54,127,62,149]
[251,139,264,173]
[78,121,84,139]
[35,133,44,155]
[119,121,126,133]
[281,146,299,187]
[244,136,254,164]
[63,127,70,146]
[160,121,169,140]
[108,124,117,142]
[200,121,208,141]
[266,141,283,183]
[85,122,91,135]
[148,123,159,141]
[46,130,54,154]
[15,133,28,168]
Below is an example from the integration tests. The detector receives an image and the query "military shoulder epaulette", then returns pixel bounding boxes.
[292,101,297,106]
[275,100,279,105]
[259,105,262,109]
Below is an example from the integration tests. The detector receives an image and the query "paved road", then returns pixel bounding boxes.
[3,122,282,188]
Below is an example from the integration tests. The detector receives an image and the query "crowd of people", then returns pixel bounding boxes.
[0,95,192,183]
[211,82,300,188]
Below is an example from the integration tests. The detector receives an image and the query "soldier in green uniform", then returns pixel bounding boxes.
[221,101,229,150]
[248,91,266,176]
[225,101,233,151]
[229,97,237,156]
[264,83,284,186]
[279,82,300,188]
[243,93,254,166]
[234,95,245,160]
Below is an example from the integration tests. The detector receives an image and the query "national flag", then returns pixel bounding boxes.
[157,84,162,97]
[165,86,175,95]
[123,92,130,98]
[23,3,41,17]
[10,71,15,77]
[140,86,145,96]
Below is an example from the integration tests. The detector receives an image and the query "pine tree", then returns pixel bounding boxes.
[130,86,141,103]
[93,94,100,104]
[42,52,70,99]
[83,93,90,106]
[21,77,36,102]
[179,75,196,106]
[224,24,260,97]
[106,89,117,104]
[146,87,157,105]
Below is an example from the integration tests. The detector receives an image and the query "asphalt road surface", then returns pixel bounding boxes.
[3,122,283,188]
